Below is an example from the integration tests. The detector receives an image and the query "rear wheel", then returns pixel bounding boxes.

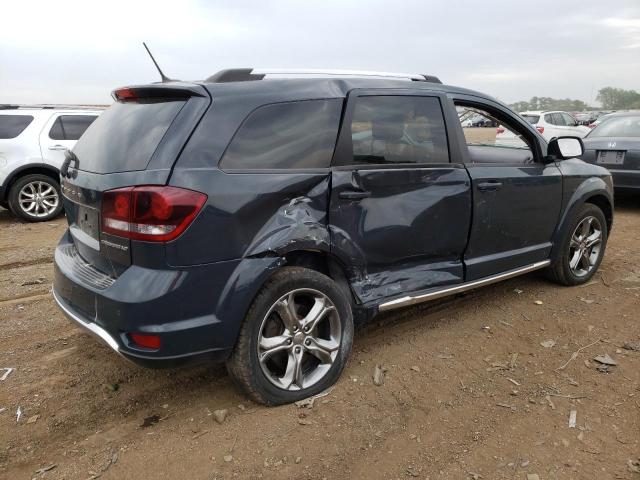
[8,174,62,222]
[547,203,608,286]
[227,267,354,405]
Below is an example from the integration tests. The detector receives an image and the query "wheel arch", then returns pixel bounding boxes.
[550,178,613,263]
[1,163,60,201]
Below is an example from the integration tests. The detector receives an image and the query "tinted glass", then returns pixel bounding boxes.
[344,96,449,166]
[49,117,65,140]
[561,113,576,126]
[61,115,97,140]
[0,115,34,139]
[590,115,640,137]
[521,114,540,124]
[221,99,342,170]
[544,114,556,125]
[73,100,185,173]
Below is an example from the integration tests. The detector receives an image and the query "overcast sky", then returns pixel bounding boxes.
[1,0,639,106]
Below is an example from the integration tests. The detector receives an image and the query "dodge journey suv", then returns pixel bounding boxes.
[53,69,613,405]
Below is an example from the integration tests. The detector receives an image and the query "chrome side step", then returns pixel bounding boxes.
[378,260,551,312]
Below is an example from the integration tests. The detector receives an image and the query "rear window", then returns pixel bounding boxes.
[220,99,342,170]
[521,114,540,124]
[0,115,34,139]
[590,115,640,138]
[49,115,97,141]
[73,100,185,173]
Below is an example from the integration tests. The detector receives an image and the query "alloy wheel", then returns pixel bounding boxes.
[18,181,60,218]
[568,215,602,277]
[257,288,341,391]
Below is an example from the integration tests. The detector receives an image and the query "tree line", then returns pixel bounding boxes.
[510,87,640,112]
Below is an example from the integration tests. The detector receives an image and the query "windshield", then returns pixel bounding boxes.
[521,114,540,124]
[73,99,185,173]
[590,115,640,138]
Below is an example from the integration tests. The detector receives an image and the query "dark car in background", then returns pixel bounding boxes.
[582,112,640,192]
[52,69,613,405]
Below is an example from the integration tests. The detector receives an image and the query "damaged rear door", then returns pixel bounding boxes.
[329,90,472,304]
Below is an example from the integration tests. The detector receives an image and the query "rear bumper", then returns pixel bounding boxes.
[53,230,280,367]
[611,169,640,191]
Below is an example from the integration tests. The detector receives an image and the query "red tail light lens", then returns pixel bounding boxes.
[113,88,138,102]
[130,333,161,350]
[496,127,505,135]
[101,186,207,242]
[536,126,544,134]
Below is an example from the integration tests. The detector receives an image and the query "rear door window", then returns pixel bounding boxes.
[220,99,342,170]
[521,114,539,124]
[0,115,34,139]
[73,100,185,173]
[338,95,449,166]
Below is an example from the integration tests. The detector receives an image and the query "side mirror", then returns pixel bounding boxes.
[547,136,584,160]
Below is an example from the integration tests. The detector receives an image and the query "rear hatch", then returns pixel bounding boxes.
[61,84,210,277]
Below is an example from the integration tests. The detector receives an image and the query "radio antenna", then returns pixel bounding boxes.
[142,42,173,83]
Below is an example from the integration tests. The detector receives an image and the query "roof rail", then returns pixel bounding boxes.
[204,68,442,84]
[0,104,107,110]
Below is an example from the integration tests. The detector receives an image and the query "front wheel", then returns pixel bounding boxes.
[227,267,354,405]
[8,174,63,222]
[547,203,608,286]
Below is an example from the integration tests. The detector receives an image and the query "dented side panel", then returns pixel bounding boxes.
[329,167,472,304]
[166,168,332,266]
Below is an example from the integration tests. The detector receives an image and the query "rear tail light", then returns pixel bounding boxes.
[130,333,161,350]
[113,88,138,102]
[496,127,505,135]
[101,186,207,242]
[536,126,544,134]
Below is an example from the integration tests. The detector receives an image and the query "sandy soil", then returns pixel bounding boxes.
[0,196,639,480]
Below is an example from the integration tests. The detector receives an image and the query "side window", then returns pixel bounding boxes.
[0,115,34,139]
[544,113,556,125]
[49,115,97,141]
[561,113,576,127]
[456,103,534,165]
[342,95,449,166]
[220,99,342,170]
[61,115,97,140]
[49,117,65,140]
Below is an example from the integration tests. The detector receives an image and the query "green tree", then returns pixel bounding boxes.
[596,87,640,110]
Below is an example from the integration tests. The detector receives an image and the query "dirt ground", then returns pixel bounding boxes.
[1,196,639,480]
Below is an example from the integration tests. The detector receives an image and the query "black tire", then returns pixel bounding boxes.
[8,174,63,222]
[546,203,608,286]
[0,200,8,210]
[227,267,354,406]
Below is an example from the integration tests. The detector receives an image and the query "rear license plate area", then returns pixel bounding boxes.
[596,150,625,165]
[77,205,100,241]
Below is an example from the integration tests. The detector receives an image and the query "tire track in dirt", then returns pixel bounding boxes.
[0,257,53,271]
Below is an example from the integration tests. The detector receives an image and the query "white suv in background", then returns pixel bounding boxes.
[518,111,590,139]
[496,110,590,146]
[0,106,102,221]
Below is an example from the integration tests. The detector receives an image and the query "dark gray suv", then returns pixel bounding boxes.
[53,69,613,405]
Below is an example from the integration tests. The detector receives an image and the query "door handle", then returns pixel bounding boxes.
[477,181,503,192]
[49,145,68,151]
[339,190,370,200]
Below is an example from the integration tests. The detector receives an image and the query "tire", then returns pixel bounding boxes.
[8,174,63,222]
[546,203,608,286]
[227,267,354,406]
